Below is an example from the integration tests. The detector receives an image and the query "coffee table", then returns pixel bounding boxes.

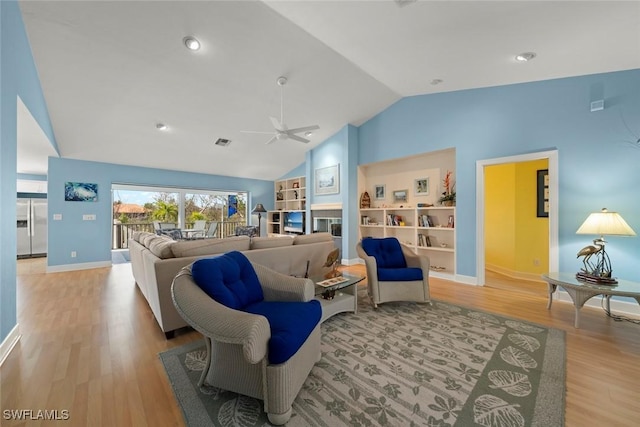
[542,272,640,328]
[312,273,364,323]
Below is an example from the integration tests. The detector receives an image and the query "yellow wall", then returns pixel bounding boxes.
[485,164,516,270]
[485,159,549,278]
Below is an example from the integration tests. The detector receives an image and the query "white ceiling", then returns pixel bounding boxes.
[18,1,640,181]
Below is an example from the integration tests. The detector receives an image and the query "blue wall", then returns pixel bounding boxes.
[48,157,274,266]
[357,69,640,280]
[1,0,57,343]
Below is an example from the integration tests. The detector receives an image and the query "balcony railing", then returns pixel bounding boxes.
[112,221,247,249]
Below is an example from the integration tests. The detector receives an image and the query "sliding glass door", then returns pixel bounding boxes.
[111,184,247,249]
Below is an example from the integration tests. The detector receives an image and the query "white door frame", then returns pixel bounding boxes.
[475,150,559,285]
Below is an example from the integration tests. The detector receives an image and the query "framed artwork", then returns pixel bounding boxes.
[537,169,549,218]
[374,184,386,200]
[315,164,340,195]
[64,182,98,202]
[393,189,408,203]
[414,178,429,195]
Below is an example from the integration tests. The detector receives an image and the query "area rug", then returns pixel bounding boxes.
[160,294,565,427]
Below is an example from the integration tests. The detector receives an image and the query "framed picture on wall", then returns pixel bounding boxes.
[64,182,98,202]
[315,164,340,195]
[537,169,549,218]
[374,184,385,200]
[393,189,408,203]
[414,178,429,195]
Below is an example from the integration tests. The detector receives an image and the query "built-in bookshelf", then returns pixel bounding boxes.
[360,206,456,278]
[269,175,306,236]
[275,176,306,211]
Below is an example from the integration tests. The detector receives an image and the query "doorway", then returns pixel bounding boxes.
[476,151,559,288]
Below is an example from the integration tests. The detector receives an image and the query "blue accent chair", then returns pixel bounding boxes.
[356,237,431,308]
[171,251,321,425]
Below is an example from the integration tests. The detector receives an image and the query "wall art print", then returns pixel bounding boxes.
[315,164,340,195]
[64,182,98,202]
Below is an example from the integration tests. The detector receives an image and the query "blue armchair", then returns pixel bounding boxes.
[171,251,321,425]
[356,237,431,308]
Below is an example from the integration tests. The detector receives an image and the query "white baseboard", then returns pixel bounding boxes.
[453,274,479,285]
[47,260,111,273]
[0,324,21,367]
[553,290,640,317]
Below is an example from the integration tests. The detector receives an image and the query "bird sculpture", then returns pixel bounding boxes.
[576,240,603,274]
[323,248,341,279]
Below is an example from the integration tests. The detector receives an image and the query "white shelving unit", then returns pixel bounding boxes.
[359,206,456,278]
[269,176,306,236]
[275,176,306,211]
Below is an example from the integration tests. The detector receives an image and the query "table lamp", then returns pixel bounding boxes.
[252,203,267,237]
[575,208,636,284]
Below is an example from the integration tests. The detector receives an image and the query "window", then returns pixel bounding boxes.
[111,184,247,249]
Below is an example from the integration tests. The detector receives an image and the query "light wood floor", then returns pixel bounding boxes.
[2,259,639,426]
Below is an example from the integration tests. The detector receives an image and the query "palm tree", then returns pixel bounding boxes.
[152,200,179,222]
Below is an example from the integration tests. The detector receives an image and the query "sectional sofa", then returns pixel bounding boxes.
[128,231,335,337]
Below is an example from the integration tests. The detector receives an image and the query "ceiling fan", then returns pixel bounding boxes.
[241,76,319,144]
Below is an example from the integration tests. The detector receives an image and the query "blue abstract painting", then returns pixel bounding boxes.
[65,182,98,202]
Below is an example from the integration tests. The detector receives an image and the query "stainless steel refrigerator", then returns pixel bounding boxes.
[17,197,47,258]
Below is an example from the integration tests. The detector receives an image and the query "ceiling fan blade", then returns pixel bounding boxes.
[240,130,276,135]
[265,135,278,145]
[286,124,320,134]
[286,133,310,144]
[270,116,285,131]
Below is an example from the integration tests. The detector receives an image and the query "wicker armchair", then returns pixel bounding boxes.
[356,237,431,308]
[171,251,321,425]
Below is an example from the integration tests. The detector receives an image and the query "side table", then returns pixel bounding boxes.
[542,272,640,328]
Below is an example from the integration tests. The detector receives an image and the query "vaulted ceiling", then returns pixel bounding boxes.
[18,1,640,180]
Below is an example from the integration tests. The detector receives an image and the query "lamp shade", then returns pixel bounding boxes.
[252,203,267,214]
[576,208,636,237]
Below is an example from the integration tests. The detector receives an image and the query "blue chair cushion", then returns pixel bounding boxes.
[191,251,264,310]
[244,300,321,364]
[361,237,407,269]
[378,267,423,282]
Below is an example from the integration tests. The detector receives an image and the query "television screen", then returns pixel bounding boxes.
[284,211,304,233]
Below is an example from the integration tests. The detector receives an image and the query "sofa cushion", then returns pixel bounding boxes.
[148,237,175,259]
[377,267,423,282]
[132,231,151,243]
[244,299,321,364]
[141,233,158,248]
[250,236,294,250]
[293,232,333,245]
[361,237,407,269]
[191,251,263,310]
[171,236,250,258]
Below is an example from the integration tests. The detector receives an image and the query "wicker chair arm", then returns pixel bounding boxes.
[252,262,315,302]
[171,267,270,364]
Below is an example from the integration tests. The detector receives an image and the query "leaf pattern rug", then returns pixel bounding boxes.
[160,294,565,427]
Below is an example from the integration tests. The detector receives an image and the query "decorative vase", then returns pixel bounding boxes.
[443,200,454,207]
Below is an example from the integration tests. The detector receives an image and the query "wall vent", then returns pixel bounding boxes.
[214,138,231,147]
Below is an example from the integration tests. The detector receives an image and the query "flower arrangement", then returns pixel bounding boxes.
[438,170,456,205]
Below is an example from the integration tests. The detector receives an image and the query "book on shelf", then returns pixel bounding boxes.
[418,214,435,227]
[418,234,432,247]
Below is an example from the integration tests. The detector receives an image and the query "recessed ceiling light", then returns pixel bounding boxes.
[183,36,200,51]
[430,79,443,86]
[305,132,313,137]
[156,123,168,131]
[515,52,536,62]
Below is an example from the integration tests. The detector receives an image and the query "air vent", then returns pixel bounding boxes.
[394,0,416,7]
[214,138,231,147]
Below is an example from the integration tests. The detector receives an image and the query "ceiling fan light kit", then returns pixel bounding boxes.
[241,76,319,144]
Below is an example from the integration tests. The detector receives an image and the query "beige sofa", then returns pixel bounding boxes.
[128,231,335,338]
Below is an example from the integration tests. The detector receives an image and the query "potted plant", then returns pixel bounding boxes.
[438,171,456,206]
